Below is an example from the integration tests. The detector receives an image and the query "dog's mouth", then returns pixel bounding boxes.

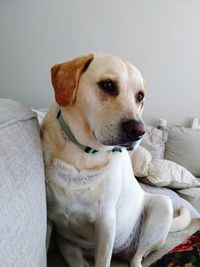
[98,136,142,151]
[94,119,145,151]
[118,139,142,151]
[93,128,144,151]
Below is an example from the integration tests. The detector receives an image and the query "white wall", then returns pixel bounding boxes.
[0,0,200,126]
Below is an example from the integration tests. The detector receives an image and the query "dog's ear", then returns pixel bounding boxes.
[51,53,94,106]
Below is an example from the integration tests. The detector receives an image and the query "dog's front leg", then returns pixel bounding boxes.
[95,209,116,267]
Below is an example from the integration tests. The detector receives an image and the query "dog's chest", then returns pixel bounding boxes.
[46,153,143,248]
[46,158,123,223]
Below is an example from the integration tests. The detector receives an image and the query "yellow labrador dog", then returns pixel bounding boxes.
[41,53,190,267]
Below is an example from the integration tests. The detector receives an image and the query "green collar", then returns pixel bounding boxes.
[56,108,122,154]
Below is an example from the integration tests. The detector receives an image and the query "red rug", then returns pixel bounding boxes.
[149,230,200,267]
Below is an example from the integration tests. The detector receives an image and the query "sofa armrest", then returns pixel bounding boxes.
[0,99,47,267]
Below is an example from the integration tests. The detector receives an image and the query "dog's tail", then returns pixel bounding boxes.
[170,206,191,233]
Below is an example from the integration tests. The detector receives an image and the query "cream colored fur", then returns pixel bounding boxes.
[41,53,190,267]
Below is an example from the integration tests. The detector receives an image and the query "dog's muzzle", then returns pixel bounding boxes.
[120,120,145,150]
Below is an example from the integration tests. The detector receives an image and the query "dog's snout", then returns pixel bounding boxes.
[122,120,145,140]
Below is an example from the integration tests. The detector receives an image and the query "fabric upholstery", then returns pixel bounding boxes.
[164,127,200,177]
[142,159,200,189]
[178,187,200,213]
[140,182,200,219]
[0,99,47,267]
[141,125,168,159]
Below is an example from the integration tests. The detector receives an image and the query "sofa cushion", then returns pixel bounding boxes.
[0,99,36,127]
[140,182,200,219]
[178,187,200,214]
[164,127,200,177]
[0,99,47,267]
[140,159,200,189]
[141,125,168,159]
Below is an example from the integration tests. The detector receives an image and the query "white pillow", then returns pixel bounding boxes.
[142,159,200,189]
[131,146,152,177]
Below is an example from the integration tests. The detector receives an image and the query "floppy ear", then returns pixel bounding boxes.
[51,53,94,106]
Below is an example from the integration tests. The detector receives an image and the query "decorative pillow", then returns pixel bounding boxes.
[141,125,168,159]
[164,127,200,177]
[131,145,152,177]
[178,187,200,213]
[140,159,200,189]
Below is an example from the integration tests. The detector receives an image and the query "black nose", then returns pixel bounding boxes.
[122,120,145,141]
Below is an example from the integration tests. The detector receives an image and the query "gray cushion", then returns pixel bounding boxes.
[0,99,47,267]
[164,127,200,177]
[178,187,200,213]
[141,125,168,159]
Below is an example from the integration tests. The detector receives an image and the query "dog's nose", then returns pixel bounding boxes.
[122,120,145,140]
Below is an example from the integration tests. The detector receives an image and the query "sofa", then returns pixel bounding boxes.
[0,98,199,267]
[0,99,46,267]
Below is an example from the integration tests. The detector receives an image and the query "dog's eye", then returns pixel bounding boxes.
[136,91,145,103]
[98,80,118,96]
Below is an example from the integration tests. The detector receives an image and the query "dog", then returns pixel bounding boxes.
[41,53,191,267]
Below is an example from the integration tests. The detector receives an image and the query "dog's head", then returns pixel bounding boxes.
[51,53,146,150]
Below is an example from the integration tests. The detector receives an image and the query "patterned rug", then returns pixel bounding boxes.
[149,230,200,267]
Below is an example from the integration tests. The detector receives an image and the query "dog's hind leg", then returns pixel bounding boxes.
[56,235,90,267]
[130,194,173,267]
